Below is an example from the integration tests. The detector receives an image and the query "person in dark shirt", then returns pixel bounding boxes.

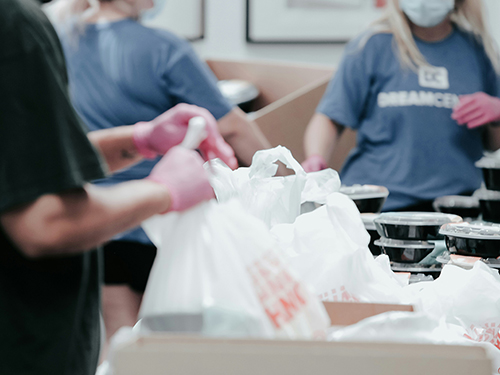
[0,0,225,374]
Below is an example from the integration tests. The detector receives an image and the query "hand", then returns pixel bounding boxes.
[451,92,500,129]
[301,154,328,173]
[133,103,238,169]
[146,146,215,212]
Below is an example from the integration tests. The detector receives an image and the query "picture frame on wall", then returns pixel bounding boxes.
[246,0,386,44]
[142,0,205,41]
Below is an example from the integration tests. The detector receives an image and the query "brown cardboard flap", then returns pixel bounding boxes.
[206,59,334,108]
[206,59,337,165]
[252,80,330,163]
[114,334,491,375]
[323,301,414,326]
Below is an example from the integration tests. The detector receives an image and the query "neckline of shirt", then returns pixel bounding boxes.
[412,25,458,46]
[84,17,135,30]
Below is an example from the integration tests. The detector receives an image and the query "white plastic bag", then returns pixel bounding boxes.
[139,199,330,339]
[301,168,341,205]
[329,311,500,375]
[207,146,307,228]
[408,262,500,350]
[272,193,407,304]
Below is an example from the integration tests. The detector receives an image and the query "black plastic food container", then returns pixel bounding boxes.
[476,156,500,192]
[361,213,381,255]
[217,80,260,113]
[440,222,500,259]
[339,184,389,214]
[374,237,435,263]
[474,188,500,224]
[433,195,480,219]
[374,212,462,241]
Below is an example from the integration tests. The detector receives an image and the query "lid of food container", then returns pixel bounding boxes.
[391,263,443,273]
[471,220,500,227]
[339,184,389,200]
[475,155,500,169]
[473,188,500,201]
[217,80,260,105]
[361,213,379,230]
[433,195,479,209]
[374,237,436,249]
[374,212,462,226]
[439,222,500,240]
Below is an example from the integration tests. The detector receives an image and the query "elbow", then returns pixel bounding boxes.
[7,220,84,259]
[16,230,69,259]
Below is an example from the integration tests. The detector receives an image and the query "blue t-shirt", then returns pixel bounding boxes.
[58,19,233,243]
[317,28,500,211]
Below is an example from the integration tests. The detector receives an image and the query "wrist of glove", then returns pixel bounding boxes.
[146,146,215,213]
[133,122,158,159]
[452,92,500,129]
[302,154,328,173]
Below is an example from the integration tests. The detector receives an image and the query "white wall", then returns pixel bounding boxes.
[191,0,345,67]
[191,0,500,68]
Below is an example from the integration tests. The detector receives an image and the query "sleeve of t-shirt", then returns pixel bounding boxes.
[484,62,500,98]
[478,43,500,98]
[316,36,375,130]
[0,31,105,213]
[157,39,234,121]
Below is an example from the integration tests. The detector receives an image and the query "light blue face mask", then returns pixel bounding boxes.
[400,0,454,28]
[141,0,167,21]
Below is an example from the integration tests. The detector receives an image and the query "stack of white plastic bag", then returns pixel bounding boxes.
[132,146,330,340]
[207,145,407,304]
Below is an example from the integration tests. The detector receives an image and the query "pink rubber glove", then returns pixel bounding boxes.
[301,154,328,173]
[451,92,500,129]
[133,103,238,169]
[146,146,215,212]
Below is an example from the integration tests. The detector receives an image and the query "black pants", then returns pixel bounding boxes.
[103,240,156,293]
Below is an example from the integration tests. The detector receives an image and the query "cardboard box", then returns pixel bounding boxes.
[322,301,414,326]
[114,335,491,375]
[113,302,492,375]
[206,59,356,171]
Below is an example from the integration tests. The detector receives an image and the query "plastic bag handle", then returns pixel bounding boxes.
[180,116,208,150]
[249,146,306,179]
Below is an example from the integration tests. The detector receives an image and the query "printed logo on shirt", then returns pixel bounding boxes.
[418,66,450,90]
[378,91,459,109]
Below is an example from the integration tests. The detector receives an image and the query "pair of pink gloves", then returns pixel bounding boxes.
[133,103,238,212]
[302,92,500,173]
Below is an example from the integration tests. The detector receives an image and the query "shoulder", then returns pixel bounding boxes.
[118,21,191,53]
[344,31,394,58]
[0,0,60,59]
[453,27,488,55]
[341,32,394,72]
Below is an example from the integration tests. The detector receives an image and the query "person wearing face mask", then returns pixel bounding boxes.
[42,0,273,356]
[303,0,500,212]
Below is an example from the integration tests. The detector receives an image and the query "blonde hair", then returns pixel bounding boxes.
[363,0,500,73]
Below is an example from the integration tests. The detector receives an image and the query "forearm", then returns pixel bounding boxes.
[483,122,500,152]
[304,113,344,161]
[88,126,144,173]
[0,181,170,258]
[217,108,271,166]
